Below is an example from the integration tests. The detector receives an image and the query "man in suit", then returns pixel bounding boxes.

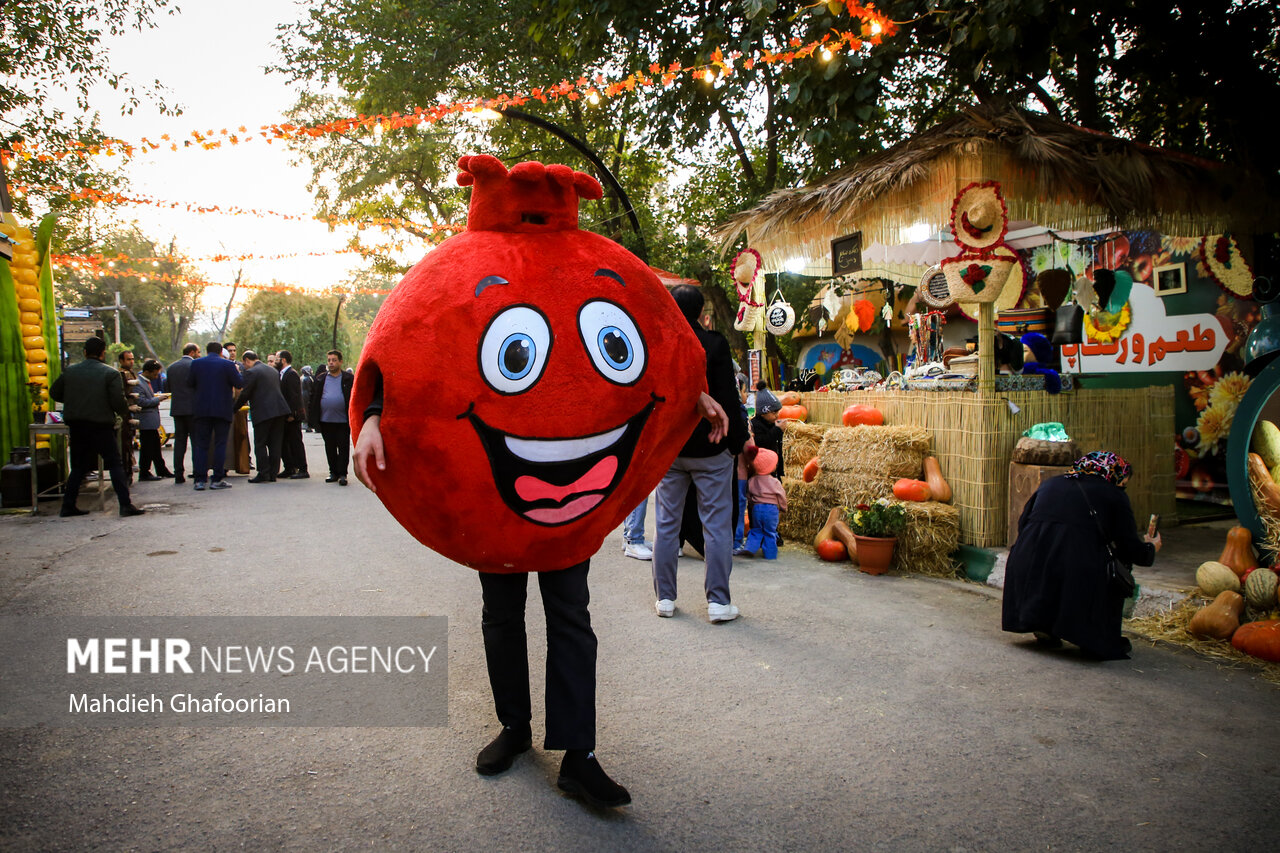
[233,351,291,483]
[187,341,244,491]
[277,350,309,479]
[49,336,144,517]
[307,349,354,486]
[164,342,199,484]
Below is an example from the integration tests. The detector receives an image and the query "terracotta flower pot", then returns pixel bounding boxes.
[854,535,896,575]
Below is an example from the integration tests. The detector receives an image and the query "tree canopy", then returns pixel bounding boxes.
[1,0,180,219]
[227,290,352,372]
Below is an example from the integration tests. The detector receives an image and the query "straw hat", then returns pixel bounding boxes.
[950,181,1009,250]
[1201,234,1255,299]
[942,251,1016,303]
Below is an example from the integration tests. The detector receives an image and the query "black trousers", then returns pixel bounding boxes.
[282,418,307,473]
[191,416,230,483]
[253,415,285,479]
[171,414,192,476]
[62,421,132,511]
[477,560,596,750]
[318,421,350,477]
[138,428,169,476]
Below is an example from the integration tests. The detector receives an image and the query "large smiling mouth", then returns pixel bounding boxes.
[467,398,656,526]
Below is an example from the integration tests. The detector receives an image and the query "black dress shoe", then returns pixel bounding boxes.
[174,474,185,484]
[338,477,347,486]
[279,469,296,478]
[248,475,272,483]
[557,750,631,808]
[138,473,163,482]
[120,505,146,517]
[325,476,338,483]
[60,507,90,518]
[475,726,532,776]
[289,472,310,479]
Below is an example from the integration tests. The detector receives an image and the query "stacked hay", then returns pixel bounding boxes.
[777,476,834,543]
[782,421,833,472]
[894,501,961,577]
[818,425,931,506]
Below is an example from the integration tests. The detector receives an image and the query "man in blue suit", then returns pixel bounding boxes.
[187,341,244,490]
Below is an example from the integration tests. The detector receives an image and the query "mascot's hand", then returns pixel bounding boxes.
[354,415,386,492]
[698,392,729,444]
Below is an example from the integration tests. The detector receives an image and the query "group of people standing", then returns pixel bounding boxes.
[51,336,357,514]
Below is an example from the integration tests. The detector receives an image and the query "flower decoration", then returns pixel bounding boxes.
[1083,302,1131,344]
[847,497,907,538]
[1208,371,1251,410]
[1195,406,1232,455]
[1200,234,1254,299]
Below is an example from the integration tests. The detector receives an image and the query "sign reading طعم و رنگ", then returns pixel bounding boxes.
[831,232,863,276]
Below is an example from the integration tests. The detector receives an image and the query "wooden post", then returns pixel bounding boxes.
[978,302,996,394]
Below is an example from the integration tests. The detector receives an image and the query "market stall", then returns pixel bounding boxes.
[716,104,1271,550]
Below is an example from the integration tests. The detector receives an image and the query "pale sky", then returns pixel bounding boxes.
[43,0,425,318]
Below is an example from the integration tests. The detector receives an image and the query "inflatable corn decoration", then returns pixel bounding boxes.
[1,212,60,460]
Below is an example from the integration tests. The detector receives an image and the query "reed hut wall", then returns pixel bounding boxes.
[799,388,1176,547]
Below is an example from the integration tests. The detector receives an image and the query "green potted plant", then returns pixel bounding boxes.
[847,498,907,575]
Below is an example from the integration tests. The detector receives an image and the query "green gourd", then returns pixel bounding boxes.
[1243,568,1279,610]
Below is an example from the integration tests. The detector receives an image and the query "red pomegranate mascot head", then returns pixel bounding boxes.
[351,155,707,572]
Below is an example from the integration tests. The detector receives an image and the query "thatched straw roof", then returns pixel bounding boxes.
[717,104,1269,269]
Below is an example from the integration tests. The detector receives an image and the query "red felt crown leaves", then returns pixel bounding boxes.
[456,154,603,233]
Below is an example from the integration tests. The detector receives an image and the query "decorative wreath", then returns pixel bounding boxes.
[1084,302,1132,344]
[1200,234,1254,300]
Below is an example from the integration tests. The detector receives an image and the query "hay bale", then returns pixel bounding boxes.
[779,476,837,543]
[893,501,961,577]
[818,425,931,478]
[783,421,833,471]
[1128,597,1280,684]
[821,470,891,507]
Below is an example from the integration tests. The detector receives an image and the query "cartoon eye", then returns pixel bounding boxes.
[479,305,552,394]
[578,300,646,385]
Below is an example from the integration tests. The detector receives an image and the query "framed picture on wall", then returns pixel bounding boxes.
[1154,263,1187,296]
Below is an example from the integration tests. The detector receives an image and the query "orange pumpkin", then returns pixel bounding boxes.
[777,404,808,422]
[816,538,848,561]
[1231,619,1280,662]
[779,391,802,407]
[892,478,932,502]
[802,458,820,483]
[842,404,884,427]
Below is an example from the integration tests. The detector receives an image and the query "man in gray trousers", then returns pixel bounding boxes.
[651,285,749,622]
[164,342,199,484]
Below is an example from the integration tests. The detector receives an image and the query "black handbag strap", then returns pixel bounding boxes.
[1071,479,1120,561]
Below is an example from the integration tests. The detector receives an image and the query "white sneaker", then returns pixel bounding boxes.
[707,602,739,623]
[624,542,654,561]
[655,599,675,617]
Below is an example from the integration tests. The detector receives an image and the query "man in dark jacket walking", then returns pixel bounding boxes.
[308,349,354,485]
[187,341,244,490]
[651,285,749,622]
[164,342,199,484]
[233,351,292,482]
[277,350,309,479]
[49,336,144,517]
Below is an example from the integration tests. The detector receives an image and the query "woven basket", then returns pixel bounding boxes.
[1011,437,1081,466]
[942,254,1014,303]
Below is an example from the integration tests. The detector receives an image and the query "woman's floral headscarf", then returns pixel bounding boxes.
[1065,450,1132,488]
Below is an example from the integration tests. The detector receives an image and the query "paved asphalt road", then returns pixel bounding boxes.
[1,433,1276,851]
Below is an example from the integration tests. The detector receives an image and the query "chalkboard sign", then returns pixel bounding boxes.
[831,232,863,276]
[917,264,954,308]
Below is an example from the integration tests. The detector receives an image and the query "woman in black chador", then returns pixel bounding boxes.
[1002,451,1161,659]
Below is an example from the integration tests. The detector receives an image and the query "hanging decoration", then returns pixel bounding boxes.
[6,8,899,165]
[1200,234,1255,299]
[731,247,766,333]
[765,288,796,335]
[908,311,946,366]
[941,181,1016,304]
[60,263,395,297]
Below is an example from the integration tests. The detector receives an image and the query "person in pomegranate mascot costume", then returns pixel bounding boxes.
[351,154,727,808]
